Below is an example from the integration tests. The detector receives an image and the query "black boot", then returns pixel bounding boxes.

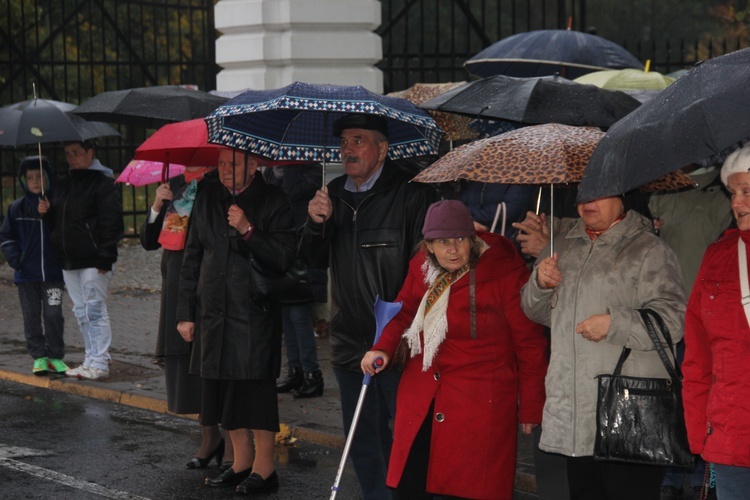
[293,370,324,398]
[276,366,303,393]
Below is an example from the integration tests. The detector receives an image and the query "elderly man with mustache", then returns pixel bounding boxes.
[302,114,438,499]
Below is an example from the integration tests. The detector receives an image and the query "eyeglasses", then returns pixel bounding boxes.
[64,149,86,158]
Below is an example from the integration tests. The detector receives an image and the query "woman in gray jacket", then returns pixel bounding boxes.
[521,195,686,500]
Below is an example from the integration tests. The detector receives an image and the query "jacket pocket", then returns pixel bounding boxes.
[699,279,737,336]
[360,241,397,249]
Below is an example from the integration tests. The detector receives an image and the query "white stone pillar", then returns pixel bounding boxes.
[214,0,383,93]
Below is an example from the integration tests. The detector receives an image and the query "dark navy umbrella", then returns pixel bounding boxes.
[578,47,750,203]
[465,29,643,80]
[205,82,443,166]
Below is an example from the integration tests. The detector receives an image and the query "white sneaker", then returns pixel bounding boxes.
[65,365,87,377]
[75,366,109,380]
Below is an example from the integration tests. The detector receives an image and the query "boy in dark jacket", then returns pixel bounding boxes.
[38,140,123,381]
[0,156,67,375]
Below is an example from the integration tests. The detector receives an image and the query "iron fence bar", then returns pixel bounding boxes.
[94,0,160,87]
[455,0,492,47]
[0,1,87,99]
[376,0,421,37]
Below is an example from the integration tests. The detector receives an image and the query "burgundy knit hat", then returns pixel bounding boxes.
[422,200,476,240]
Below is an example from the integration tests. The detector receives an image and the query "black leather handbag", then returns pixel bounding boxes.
[248,256,314,306]
[245,197,315,306]
[593,308,694,468]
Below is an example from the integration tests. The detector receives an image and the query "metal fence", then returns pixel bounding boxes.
[0,0,217,236]
[377,0,746,92]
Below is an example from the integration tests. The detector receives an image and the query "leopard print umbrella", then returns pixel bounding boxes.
[412,123,694,192]
[388,82,479,142]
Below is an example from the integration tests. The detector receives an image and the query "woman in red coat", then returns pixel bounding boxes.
[361,200,548,499]
[682,144,750,499]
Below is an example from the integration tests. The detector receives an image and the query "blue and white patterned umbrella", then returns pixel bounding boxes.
[205,82,443,164]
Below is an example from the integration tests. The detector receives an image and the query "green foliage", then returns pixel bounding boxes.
[120,182,151,237]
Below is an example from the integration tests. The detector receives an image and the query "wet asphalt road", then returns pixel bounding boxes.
[0,380,361,500]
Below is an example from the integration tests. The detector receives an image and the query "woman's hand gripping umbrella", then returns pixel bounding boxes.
[329,296,402,499]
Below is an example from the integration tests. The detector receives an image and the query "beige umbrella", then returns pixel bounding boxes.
[574,67,674,91]
[388,82,478,143]
[413,123,692,189]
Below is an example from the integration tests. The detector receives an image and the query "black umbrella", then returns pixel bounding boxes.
[419,75,641,129]
[72,85,227,128]
[577,47,750,203]
[465,29,643,79]
[0,98,119,146]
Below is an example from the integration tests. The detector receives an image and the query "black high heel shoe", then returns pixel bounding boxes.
[186,439,225,469]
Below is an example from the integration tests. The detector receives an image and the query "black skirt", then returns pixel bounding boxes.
[164,354,202,415]
[199,378,279,432]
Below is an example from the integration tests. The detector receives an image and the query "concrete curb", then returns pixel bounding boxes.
[0,367,345,450]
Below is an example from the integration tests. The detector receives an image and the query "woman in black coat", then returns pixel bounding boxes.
[140,167,230,469]
[177,148,296,495]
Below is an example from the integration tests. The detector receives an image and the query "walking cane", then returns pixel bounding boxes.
[330,296,402,499]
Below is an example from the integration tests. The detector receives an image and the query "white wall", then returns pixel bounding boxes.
[214,0,383,92]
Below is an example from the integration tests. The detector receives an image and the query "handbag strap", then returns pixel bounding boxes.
[639,308,681,384]
[611,309,679,383]
[489,201,507,235]
[738,238,750,328]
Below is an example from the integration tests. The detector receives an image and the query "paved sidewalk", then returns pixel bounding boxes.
[0,240,537,496]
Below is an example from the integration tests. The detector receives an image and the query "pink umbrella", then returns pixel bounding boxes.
[116,159,186,186]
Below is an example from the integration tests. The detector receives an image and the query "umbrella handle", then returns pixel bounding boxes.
[362,357,384,386]
[37,143,45,197]
[161,162,170,185]
[549,183,554,257]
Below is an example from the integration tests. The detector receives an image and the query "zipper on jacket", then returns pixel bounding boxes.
[339,191,379,347]
[85,223,98,250]
[61,191,70,260]
[361,242,395,249]
[570,239,597,454]
[39,218,45,282]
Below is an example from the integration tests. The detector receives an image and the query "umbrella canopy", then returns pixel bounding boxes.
[412,123,694,192]
[413,124,605,185]
[666,69,689,80]
[465,29,643,79]
[0,98,119,146]
[622,89,663,104]
[419,75,641,129]
[205,82,443,163]
[116,159,186,187]
[72,85,227,128]
[574,68,675,90]
[387,82,478,142]
[578,47,750,203]
[134,118,221,167]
